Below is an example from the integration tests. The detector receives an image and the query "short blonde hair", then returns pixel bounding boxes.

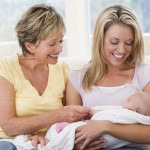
[15,3,65,55]
[83,4,144,90]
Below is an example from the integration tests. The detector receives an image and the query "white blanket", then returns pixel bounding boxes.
[1,105,150,150]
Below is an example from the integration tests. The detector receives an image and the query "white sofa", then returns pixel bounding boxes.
[59,55,150,69]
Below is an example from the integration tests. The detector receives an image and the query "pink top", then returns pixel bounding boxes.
[68,62,150,108]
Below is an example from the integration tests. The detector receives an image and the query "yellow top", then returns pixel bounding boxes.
[0,54,71,138]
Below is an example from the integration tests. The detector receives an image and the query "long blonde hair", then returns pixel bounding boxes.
[83,4,144,90]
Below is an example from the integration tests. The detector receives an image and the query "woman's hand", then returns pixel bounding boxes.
[60,105,92,123]
[26,132,49,148]
[74,138,106,150]
[75,120,111,150]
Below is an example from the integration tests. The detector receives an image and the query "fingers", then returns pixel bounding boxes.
[32,137,39,148]
[75,125,86,138]
[82,108,92,118]
[74,142,83,150]
[75,128,85,144]
[75,125,84,133]
[75,135,85,145]
[64,105,92,122]
[87,138,106,147]
[83,113,92,120]
[74,136,107,150]
[79,139,107,150]
[79,138,90,150]
[75,131,81,139]
[25,135,49,148]
[88,108,96,116]
[25,136,32,142]
[25,136,38,148]
[86,144,107,150]
[75,106,91,120]
[38,137,49,148]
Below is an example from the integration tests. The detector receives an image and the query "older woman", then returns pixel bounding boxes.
[0,3,91,149]
[66,4,150,150]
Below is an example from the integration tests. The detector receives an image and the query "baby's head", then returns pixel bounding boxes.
[122,93,150,116]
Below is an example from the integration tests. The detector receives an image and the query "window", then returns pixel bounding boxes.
[0,0,65,42]
[0,0,150,57]
[90,0,150,34]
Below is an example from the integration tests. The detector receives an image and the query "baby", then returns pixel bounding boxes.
[122,92,150,116]
[43,94,150,150]
[52,93,150,135]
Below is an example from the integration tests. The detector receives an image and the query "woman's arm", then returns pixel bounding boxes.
[111,82,150,143]
[75,82,150,149]
[66,79,106,149]
[0,76,90,137]
[108,122,150,143]
[75,120,150,150]
[66,79,82,105]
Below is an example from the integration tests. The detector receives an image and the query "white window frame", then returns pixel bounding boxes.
[65,0,91,57]
[0,0,150,57]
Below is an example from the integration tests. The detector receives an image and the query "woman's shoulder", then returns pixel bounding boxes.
[0,54,18,69]
[69,63,89,77]
[0,54,19,84]
[135,61,150,88]
[67,64,89,87]
[55,60,71,76]
[0,53,17,61]
[50,61,71,83]
[135,61,150,72]
[58,60,71,70]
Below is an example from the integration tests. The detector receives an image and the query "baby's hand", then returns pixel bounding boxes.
[82,109,100,120]
[90,109,99,116]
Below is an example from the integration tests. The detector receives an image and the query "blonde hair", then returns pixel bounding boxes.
[15,3,65,55]
[83,4,144,90]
